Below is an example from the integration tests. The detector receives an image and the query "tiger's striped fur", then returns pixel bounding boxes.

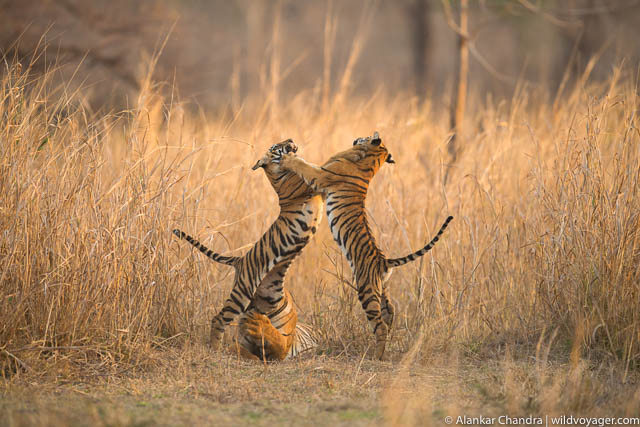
[173,139,321,360]
[172,231,317,360]
[276,132,453,360]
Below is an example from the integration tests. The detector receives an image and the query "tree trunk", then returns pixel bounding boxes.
[448,0,468,164]
[409,0,430,98]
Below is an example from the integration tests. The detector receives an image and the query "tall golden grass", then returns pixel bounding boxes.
[0,51,639,378]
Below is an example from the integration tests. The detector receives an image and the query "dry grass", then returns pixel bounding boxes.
[1,344,639,426]
[1,51,640,425]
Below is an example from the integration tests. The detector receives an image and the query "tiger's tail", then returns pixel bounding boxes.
[172,229,239,266]
[288,322,318,358]
[385,216,453,268]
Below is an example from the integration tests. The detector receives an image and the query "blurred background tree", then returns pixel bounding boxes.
[1,0,638,112]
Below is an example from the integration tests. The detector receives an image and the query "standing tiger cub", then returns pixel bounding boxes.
[173,140,321,360]
[275,132,453,360]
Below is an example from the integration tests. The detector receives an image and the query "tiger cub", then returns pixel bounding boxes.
[173,139,321,360]
[275,132,453,360]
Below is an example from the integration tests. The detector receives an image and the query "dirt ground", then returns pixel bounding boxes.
[2,344,639,427]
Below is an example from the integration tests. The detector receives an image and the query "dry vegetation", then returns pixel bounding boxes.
[1,50,640,425]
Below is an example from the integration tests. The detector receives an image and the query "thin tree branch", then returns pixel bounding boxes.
[517,0,582,29]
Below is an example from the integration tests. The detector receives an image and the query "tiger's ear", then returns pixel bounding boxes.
[371,131,381,146]
[251,159,265,170]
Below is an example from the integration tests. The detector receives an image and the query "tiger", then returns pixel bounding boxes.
[173,139,321,360]
[274,131,453,360]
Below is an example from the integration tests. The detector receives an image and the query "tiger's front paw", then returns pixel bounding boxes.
[209,328,223,351]
[278,152,297,168]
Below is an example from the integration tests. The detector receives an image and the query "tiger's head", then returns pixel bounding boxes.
[351,131,394,166]
[251,139,298,172]
[252,139,313,204]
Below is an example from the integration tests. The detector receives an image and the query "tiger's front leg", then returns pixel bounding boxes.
[279,154,332,193]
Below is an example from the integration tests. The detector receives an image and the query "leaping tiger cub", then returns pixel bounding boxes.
[275,132,453,360]
[173,139,321,360]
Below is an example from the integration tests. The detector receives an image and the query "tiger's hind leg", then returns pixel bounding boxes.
[210,258,292,351]
[381,293,395,329]
[357,277,388,360]
[234,339,261,361]
[210,276,254,350]
[242,311,296,361]
[243,262,296,360]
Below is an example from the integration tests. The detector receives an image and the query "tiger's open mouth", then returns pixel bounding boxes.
[386,154,395,164]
